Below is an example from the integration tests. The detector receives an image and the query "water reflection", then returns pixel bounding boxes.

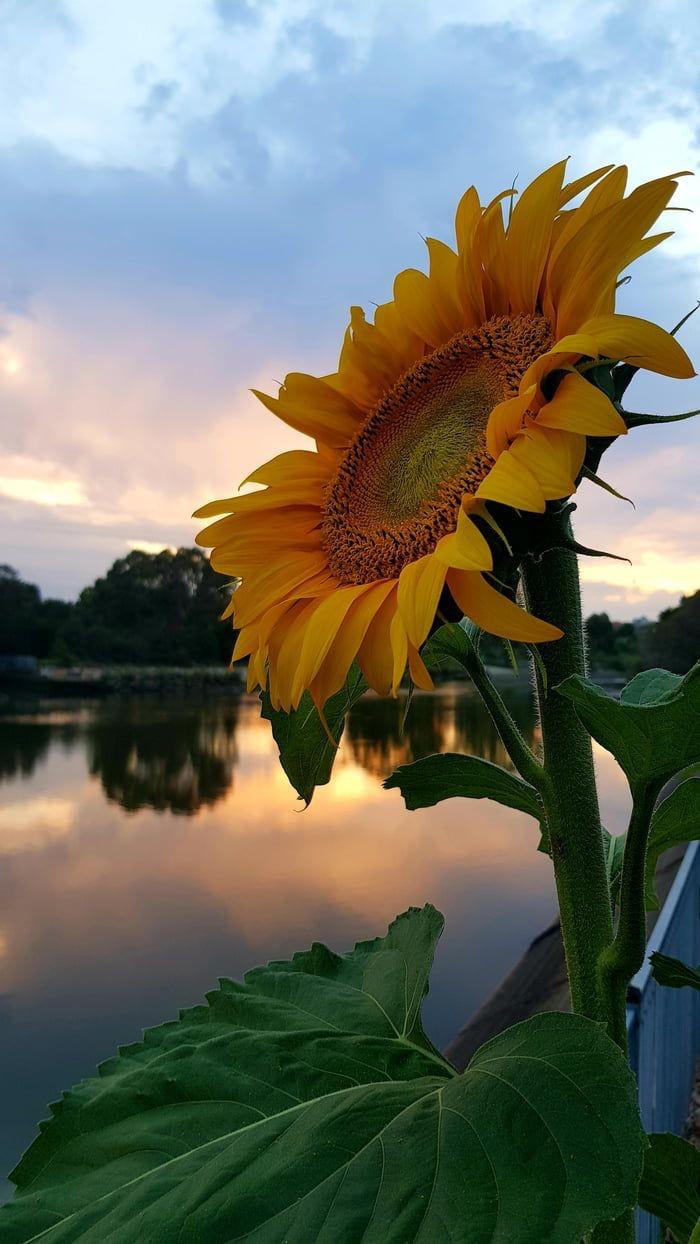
[85,701,240,815]
[0,685,629,1194]
[347,686,535,776]
[0,683,533,813]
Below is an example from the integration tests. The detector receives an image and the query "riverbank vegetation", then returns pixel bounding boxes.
[2,552,696,677]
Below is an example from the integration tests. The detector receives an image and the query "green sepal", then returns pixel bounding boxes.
[622,405,700,430]
[580,465,634,506]
[638,1132,700,1243]
[261,663,367,805]
[650,951,700,991]
[3,907,645,1244]
[384,752,543,819]
[556,663,700,788]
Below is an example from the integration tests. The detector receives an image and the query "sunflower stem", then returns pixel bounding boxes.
[521,523,615,1027]
[598,779,663,1048]
[458,645,544,791]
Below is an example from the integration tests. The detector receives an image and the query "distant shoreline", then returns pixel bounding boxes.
[0,664,245,697]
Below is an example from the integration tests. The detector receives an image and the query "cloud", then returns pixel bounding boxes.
[0,0,699,609]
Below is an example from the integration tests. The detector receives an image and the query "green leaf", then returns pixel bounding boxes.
[650,951,700,991]
[620,667,682,706]
[260,663,367,805]
[3,907,645,1244]
[645,777,700,907]
[638,1132,700,1243]
[423,618,480,671]
[602,827,626,897]
[384,752,543,820]
[557,663,700,788]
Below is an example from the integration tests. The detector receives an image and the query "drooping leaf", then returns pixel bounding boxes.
[645,777,700,907]
[638,1132,700,1244]
[385,752,543,820]
[650,951,700,991]
[260,663,367,804]
[3,907,645,1244]
[557,663,700,788]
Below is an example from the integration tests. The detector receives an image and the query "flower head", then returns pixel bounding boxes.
[196,162,693,709]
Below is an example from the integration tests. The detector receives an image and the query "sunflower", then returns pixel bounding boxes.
[196,161,693,711]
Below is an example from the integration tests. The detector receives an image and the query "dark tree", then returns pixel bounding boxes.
[644,590,700,674]
[0,565,72,658]
[61,548,234,666]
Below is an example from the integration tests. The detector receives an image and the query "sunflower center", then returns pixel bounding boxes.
[322,312,552,584]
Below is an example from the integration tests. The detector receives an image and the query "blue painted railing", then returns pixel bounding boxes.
[626,840,700,1243]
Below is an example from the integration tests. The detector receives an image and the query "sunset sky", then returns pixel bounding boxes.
[1,0,699,620]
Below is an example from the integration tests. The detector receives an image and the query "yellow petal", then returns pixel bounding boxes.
[546,166,629,300]
[295,583,376,695]
[208,483,324,519]
[425,237,465,336]
[269,600,320,711]
[558,164,615,208]
[231,552,330,629]
[575,313,695,379]
[455,186,487,328]
[389,609,408,695]
[476,191,512,317]
[241,450,331,489]
[397,554,447,647]
[486,386,536,457]
[393,268,448,348]
[507,425,582,500]
[447,571,563,642]
[358,588,400,696]
[407,642,434,691]
[552,178,679,336]
[506,159,567,314]
[476,450,546,512]
[309,581,396,707]
[434,507,493,572]
[536,370,627,437]
[252,372,362,449]
[232,622,259,662]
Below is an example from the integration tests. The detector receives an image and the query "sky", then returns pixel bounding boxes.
[0,0,699,620]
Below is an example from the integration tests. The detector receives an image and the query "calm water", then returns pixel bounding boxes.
[0,683,630,1188]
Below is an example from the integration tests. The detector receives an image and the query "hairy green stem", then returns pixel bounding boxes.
[524,530,636,1244]
[461,646,544,791]
[599,780,663,1048]
[521,535,614,1025]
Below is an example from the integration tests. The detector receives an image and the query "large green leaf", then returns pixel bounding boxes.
[384,752,543,820]
[645,777,700,907]
[3,907,644,1243]
[557,663,700,788]
[638,1132,700,1243]
[260,663,367,805]
[650,951,700,991]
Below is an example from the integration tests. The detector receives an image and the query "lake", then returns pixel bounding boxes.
[0,681,631,1190]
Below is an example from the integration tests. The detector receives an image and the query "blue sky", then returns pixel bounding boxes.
[0,0,699,618]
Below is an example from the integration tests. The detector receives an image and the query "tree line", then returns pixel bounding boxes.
[0,549,697,673]
[0,548,234,667]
